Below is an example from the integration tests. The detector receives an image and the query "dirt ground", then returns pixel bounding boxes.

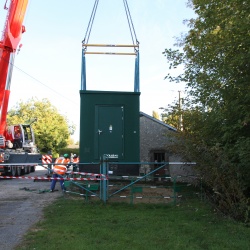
[106,183,174,204]
[0,166,62,250]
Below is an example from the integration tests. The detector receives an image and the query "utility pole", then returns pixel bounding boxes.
[178,90,183,131]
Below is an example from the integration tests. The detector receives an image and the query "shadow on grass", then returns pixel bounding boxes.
[16,196,250,250]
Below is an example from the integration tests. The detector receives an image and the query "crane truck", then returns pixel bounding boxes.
[0,0,41,176]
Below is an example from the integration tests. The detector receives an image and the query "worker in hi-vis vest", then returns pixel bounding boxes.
[72,154,79,171]
[50,154,70,192]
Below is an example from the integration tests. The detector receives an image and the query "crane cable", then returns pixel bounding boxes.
[82,0,99,45]
[82,0,139,52]
[123,0,139,52]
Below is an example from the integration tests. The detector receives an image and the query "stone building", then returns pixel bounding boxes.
[140,111,176,162]
[140,112,194,179]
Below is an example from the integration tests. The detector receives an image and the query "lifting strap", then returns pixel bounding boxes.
[82,0,99,45]
[81,0,140,92]
[123,0,139,51]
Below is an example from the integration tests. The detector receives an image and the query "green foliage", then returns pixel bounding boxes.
[161,101,182,130]
[152,110,160,120]
[67,137,74,146]
[59,147,79,157]
[7,98,76,154]
[162,0,250,221]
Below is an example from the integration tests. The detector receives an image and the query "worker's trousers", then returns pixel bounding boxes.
[50,173,65,191]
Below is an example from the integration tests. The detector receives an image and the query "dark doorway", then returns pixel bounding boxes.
[153,152,167,179]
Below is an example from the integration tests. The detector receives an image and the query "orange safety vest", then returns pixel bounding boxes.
[53,157,70,175]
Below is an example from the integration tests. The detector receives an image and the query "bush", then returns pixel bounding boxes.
[59,148,79,157]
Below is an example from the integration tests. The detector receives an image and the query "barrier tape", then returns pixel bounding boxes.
[0,176,108,181]
[66,171,107,177]
[42,165,108,180]
[40,165,107,178]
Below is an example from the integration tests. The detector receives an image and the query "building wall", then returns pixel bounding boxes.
[139,115,174,176]
[139,114,194,179]
[140,115,174,162]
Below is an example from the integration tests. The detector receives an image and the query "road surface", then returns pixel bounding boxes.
[0,166,62,250]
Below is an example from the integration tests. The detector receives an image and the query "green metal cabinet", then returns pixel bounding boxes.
[79,90,140,175]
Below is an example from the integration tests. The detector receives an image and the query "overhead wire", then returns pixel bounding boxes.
[13,64,79,105]
[1,1,77,105]
[0,56,79,105]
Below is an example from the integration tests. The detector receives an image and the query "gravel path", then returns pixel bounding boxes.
[0,166,63,250]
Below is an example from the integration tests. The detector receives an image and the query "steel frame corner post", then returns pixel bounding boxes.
[173,176,177,206]
[100,155,108,203]
[134,51,140,92]
[200,177,203,201]
[81,49,87,90]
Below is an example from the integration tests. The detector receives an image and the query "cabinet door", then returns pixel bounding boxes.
[95,105,124,160]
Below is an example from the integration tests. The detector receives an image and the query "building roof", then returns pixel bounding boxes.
[140,111,177,132]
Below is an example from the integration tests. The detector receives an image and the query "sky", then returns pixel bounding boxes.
[0,0,195,141]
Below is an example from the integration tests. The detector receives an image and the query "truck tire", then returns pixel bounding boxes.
[11,166,16,176]
[23,166,30,175]
[21,166,25,175]
[30,166,35,172]
[16,166,21,176]
[27,166,31,174]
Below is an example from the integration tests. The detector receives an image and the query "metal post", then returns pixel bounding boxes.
[200,177,203,201]
[100,155,108,203]
[178,90,183,131]
[100,157,103,200]
[173,176,177,206]
[81,49,86,90]
[134,52,140,92]
[130,179,134,205]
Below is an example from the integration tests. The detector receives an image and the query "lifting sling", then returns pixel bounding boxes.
[81,0,140,92]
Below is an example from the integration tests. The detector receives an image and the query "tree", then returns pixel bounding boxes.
[163,0,250,221]
[152,111,160,120]
[7,98,76,154]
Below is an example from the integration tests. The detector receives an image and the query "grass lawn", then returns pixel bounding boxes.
[16,197,250,250]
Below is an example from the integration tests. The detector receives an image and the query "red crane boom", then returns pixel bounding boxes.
[0,0,28,135]
[0,0,41,177]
